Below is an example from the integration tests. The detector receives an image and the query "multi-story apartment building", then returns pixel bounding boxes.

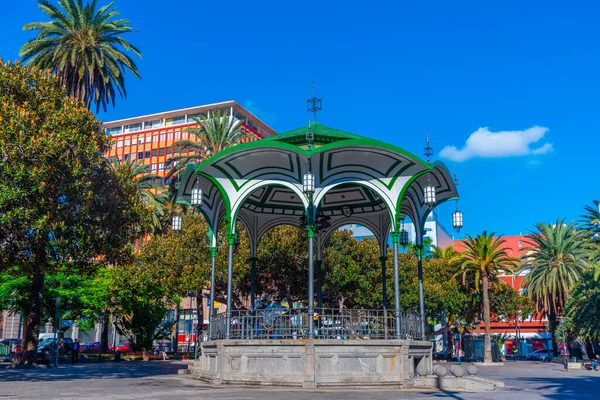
[102,100,277,185]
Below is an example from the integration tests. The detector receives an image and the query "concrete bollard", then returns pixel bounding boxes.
[433,365,447,377]
[467,365,478,376]
[450,365,464,377]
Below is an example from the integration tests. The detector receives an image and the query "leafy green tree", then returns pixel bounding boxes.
[451,232,519,364]
[566,270,600,341]
[19,0,142,112]
[167,110,247,179]
[519,220,589,351]
[323,231,381,309]
[109,265,176,351]
[0,61,143,359]
[254,225,307,303]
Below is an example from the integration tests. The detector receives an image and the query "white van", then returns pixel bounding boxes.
[38,333,56,342]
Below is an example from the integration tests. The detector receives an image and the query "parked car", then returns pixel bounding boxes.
[114,342,130,353]
[0,338,21,353]
[526,349,553,362]
[79,342,101,354]
[37,338,57,353]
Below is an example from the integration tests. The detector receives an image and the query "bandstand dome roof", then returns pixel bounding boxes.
[176,122,459,256]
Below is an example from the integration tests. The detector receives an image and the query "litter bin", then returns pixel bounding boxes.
[114,351,121,362]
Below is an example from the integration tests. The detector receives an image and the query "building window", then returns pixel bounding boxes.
[518,240,522,247]
[116,140,123,148]
[124,154,130,161]
[167,132,173,141]
[130,152,137,161]
[145,151,150,159]
[138,135,144,144]
[145,119,162,129]
[172,116,186,125]
[107,126,122,135]
[165,177,171,185]
[160,133,166,142]
[138,151,144,159]
[182,131,189,139]
[175,130,181,140]
[151,163,157,172]
[124,123,142,133]
[159,148,165,156]
[152,134,158,143]
[158,162,165,171]
[124,138,130,147]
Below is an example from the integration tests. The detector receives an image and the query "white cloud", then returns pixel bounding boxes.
[439,126,552,162]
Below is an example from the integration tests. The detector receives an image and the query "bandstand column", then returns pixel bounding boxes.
[250,257,257,309]
[316,259,323,309]
[209,246,217,338]
[392,232,401,339]
[380,256,387,311]
[307,226,315,339]
[225,234,235,339]
[417,245,426,340]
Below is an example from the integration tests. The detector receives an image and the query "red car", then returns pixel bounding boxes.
[79,342,101,354]
[114,342,130,352]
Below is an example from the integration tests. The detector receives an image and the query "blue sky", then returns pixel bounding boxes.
[2,0,599,238]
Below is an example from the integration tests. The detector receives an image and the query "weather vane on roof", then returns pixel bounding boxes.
[307,80,322,122]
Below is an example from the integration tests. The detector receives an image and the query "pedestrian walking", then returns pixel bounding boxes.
[456,348,464,365]
[512,347,518,361]
[71,339,80,365]
[560,345,570,372]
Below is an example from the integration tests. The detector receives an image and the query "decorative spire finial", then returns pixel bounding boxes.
[307,80,322,122]
[424,131,433,163]
[453,167,459,187]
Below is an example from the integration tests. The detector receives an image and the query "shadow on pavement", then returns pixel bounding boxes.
[0,361,186,382]
[515,375,599,399]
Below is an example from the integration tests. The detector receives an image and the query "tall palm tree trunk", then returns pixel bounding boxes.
[482,273,492,364]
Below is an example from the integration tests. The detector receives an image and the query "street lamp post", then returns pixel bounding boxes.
[52,297,63,367]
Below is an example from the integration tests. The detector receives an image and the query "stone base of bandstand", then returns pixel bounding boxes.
[188,339,433,388]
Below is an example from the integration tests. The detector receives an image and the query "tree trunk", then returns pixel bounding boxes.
[548,311,558,356]
[21,272,44,363]
[482,273,492,364]
[101,312,110,353]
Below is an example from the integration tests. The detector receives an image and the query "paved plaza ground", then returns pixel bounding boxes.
[0,360,598,399]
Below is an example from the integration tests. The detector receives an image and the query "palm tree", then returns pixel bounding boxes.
[451,232,519,364]
[20,0,142,111]
[430,245,458,267]
[519,220,589,349]
[167,109,247,180]
[108,158,168,233]
[580,200,600,280]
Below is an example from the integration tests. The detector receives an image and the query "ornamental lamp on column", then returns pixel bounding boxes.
[191,180,202,206]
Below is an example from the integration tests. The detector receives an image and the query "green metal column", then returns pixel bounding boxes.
[250,257,258,309]
[307,226,315,339]
[208,246,217,338]
[225,234,235,340]
[316,259,323,309]
[417,245,426,340]
[392,232,401,339]
[380,256,387,311]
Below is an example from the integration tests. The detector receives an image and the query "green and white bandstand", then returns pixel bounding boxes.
[176,122,461,387]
